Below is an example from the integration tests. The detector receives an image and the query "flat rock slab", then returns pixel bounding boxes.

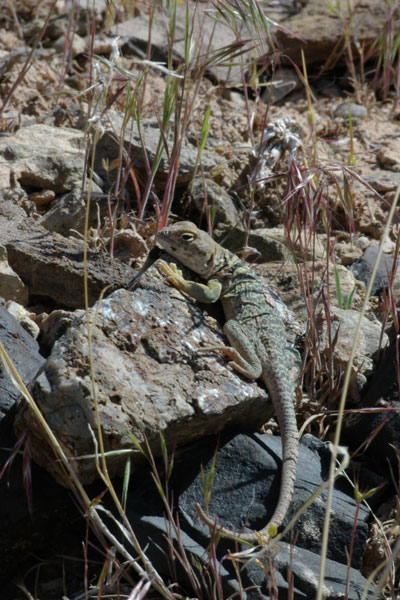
[276,0,388,66]
[15,267,273,484]
[6,229,133,308]
[0,197,133,309]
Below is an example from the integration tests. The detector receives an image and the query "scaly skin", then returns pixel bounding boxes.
[155,221,299,544]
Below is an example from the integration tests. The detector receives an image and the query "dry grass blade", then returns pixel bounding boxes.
[0,339,174,598]
[0,0,58,116]
[317,183,400,600]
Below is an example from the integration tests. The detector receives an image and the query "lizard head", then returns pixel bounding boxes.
[156,221,220,278]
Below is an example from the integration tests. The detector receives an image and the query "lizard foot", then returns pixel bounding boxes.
[196,345,261,380]
[157,259,185,286]
[195,503,273,546]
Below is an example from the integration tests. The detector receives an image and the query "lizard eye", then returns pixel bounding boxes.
[181,233,195,242]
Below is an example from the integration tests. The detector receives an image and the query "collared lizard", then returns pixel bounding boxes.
[130,221,299,543]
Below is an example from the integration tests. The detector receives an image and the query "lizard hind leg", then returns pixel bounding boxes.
[197,319,263,381]
[224,318,264,380]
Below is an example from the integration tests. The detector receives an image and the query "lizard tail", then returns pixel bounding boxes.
[259,386,299,536]
[196,385,298,545]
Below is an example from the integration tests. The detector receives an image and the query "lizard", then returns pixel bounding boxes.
[129,221,299,544]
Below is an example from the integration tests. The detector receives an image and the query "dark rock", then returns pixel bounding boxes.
[350,245,394,295]
[343,397,400,473]
[246,539,374,599]
[0,298,45,418]
[123,432,374,599]
[360,326,399,408]
[177,433,369,569]
[0,412,90,597]
[122,511,244,599]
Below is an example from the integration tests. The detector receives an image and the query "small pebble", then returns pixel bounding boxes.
[332,102,368,122]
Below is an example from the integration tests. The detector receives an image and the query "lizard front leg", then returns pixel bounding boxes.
[158,261,261,378]
[158,260,222,303]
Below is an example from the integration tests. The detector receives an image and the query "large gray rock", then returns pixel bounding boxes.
[0,124,85,192]
[15,265,274,484]
[350,245,395,295]
[94,113,224,190]
[316,306,388,401]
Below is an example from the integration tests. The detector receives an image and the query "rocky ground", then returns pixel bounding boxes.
[1,0,400,599]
